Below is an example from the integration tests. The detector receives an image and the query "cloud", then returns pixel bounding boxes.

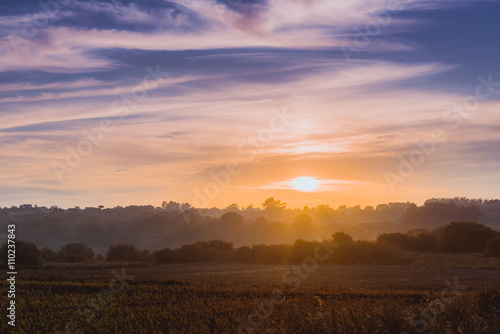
[252,177,366,191]
[0,0,448,59]
[0,78,112,92]
[0,0,499,208]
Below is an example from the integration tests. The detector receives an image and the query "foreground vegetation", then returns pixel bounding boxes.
[2,280,499,334]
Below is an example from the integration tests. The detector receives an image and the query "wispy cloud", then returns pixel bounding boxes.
[0,0,498,208]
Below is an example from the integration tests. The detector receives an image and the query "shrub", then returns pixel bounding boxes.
[218,212,244,228]
[289,239,319,264]
[152,248,176,264]
[434,222,499,253]
[153,240,233,264]
[484,237,500,257]
[332,232,353,245]
[1,240,42,266]
[377,233,412,249]
[41,247,62,262]
[59,243,95,262]
[105,244,148,262]
[177,240,233,263]
[228,246,254,263]
[413,234,437,252]
[378,233,436,252]
[331,240,409,265]
[250,244,290,264]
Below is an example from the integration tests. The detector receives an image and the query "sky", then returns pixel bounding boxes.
[0,0,499,209]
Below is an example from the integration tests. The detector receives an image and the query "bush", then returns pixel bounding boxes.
[377,233,412,249]
[330,240,409,265]
[59,243,95,263]
[41,247,62,262]
[154,240,233,264]
[332,232,353,245]
[177,240,233,263]
[218,212,244,228]
[1,240,42,266]
[250,244,290,264]
[152,248,176,264]
[292,214,314,238]
[435,222,499,253]
[228,246,253,263]
[105,244,148,262]
[484,237,500,257]
[289,239,319,264]
[413,234,437,252]
[378,233,436,252]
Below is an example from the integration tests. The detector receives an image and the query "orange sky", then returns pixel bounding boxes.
[1,0,499,209]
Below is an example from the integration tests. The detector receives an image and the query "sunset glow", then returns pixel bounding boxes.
[0,0,499,209]
[290,177,321,192]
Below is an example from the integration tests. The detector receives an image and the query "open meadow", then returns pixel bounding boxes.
[14,257,500,290]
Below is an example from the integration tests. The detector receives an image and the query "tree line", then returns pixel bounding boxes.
[2,197,499,254]
[3,221,500,266]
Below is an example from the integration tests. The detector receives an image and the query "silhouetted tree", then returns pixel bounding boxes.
[402,202,482,228]
[161,200,181,211]
[229,246,254,263]
[434,222,499,253]
[177,243,211,262]
[314,205,334,220]
[41,247,62,262]
[205,240,233,253]
[413,234,437,252]
[105,244,148,262]
[219,212,244,228]
[261,197,287,211]
[378,233,436,252]
[378,233,412,249]
[289,239,317,264]
[332,232,354,245]
[484,237,500,257]
[175,240,233,263]
[1,240,42,266]
[152,247,176,264]
[59,243,95,263]
[333,240,406,264]
[250,244,290,264]
[292,214,314,238]
[226,203,240,211]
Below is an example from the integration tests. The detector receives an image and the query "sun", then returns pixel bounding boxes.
[290,176,321,192]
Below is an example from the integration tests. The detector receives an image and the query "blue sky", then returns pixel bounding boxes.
[0,0,499,208]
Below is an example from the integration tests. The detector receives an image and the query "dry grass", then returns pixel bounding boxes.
[1,281,499,333]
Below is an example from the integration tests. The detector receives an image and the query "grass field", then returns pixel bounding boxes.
[17,252,500,289]
[3,254,500,333]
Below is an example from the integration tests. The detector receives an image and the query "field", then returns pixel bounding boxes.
[3,254,500,333]
[16,252,500,289]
